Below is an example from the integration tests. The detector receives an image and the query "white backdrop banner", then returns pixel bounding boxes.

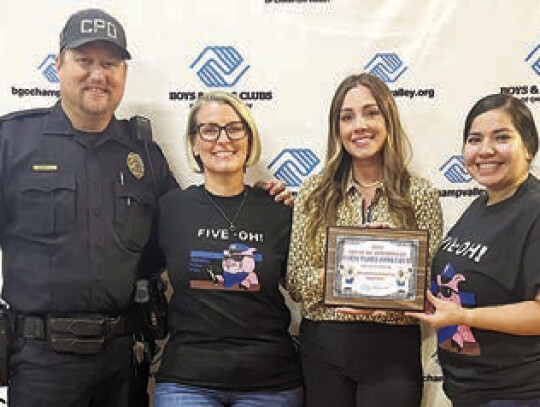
[1,0,540,405]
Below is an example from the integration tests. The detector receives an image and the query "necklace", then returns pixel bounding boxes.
[204,188,248,232]
[354,178,381,189]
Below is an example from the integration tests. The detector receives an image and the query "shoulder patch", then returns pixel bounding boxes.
[0,107,51,123]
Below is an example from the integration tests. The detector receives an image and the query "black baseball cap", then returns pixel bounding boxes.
[60,9,131,59]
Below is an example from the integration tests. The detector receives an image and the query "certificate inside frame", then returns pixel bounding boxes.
[324,227,429,311]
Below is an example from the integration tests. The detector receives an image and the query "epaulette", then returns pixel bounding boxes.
[0,107,51,123]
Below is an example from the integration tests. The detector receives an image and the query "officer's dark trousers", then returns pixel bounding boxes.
[8,335,139,407]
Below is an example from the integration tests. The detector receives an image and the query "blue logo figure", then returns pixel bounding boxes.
[37,54,59,83]
[525,43,540,76]
[190,46,250,87]
[364,53,407,83]
[267,148,320,188]
[439,155,472,183]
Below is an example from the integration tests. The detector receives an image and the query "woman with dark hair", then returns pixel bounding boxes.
[154,91,302,406]
[286,73,443,406]
[409,94,540,406]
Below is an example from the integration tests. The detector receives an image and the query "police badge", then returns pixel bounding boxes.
[127,152,145,179]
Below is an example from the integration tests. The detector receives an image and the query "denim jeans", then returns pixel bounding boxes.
[455,399,540,407]
[154,382,303,407]
[480,400,540,407]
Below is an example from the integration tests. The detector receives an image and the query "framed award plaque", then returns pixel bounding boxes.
[324,226,429,311]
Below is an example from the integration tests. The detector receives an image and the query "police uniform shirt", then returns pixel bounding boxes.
[0,101,177,314]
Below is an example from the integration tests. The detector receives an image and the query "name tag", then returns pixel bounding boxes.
[32,164,58,172]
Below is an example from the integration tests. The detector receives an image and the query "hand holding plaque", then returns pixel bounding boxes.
[324,226,429,312]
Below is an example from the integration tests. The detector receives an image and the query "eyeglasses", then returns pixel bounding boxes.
[197,122,247,141]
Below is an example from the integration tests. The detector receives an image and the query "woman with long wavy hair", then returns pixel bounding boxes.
[286,73,443,407]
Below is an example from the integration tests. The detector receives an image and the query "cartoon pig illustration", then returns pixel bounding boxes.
[219,243,259,289]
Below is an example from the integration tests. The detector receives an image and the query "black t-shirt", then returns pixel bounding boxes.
[432,175,540,404]
[157,185,301,391]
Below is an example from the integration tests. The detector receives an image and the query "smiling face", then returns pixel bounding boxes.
[57,41,127,131]
[463,108,531,202]
[339,85,388,168]
[192,101,250,179]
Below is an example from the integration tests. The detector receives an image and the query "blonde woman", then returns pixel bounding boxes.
[155,92,302,406]
[286,73,443,407]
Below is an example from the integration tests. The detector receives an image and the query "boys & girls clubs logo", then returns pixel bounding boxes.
[499,38,540,103]
[438,155,483,199]
[169,45,273,107]
[365,52,435,99]
[9,53,60,99]
[267,149,321,190]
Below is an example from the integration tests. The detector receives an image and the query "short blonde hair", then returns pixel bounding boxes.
[185,91,261,173]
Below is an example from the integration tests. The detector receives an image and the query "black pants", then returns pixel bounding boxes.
[8,335,144,407]
[300,320,422,407]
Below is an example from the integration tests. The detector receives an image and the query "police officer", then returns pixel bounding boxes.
[0,9,177,406]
